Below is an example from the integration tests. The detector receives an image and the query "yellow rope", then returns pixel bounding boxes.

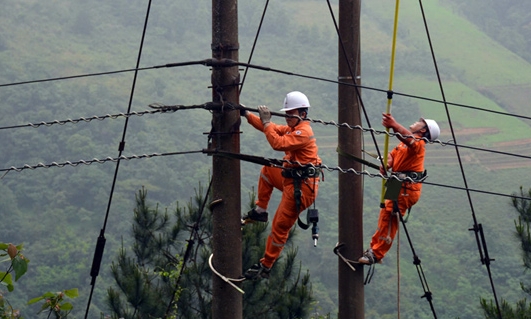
[380,0,402,206]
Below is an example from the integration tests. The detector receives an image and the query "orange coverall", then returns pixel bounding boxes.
[370,138,426,261]
[246,112,321,269]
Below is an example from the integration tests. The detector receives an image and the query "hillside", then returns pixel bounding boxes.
[1,0,531,318]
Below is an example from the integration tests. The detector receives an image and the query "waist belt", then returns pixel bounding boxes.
[391,170,426,182]
[282,166,321,179]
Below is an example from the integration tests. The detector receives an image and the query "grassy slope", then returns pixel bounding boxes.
[285,1,531,318]
[1,0,530,318]
[393,0,531,145]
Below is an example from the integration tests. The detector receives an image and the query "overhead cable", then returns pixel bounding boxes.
[4,151,527,203]
[0,150,204,174]
[4,103,530,164]
[416,0,501,316]
[3,58,530,123]
[238,0,269,94]
[84,1,153,318]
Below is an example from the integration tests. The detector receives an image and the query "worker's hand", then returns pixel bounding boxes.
[258,105,271,125]
[382,113,398,130]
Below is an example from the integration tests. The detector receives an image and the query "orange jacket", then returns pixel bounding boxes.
[389,139,425,172]
[388,138,425,191]
[246,113,321,167]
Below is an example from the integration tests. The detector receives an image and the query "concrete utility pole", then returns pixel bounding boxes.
[337,0,364,318]
[211,1,242,318]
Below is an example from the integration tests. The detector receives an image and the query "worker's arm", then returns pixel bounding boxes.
[245,111,266,131]
[382,113,415,145]
[263,123,312,151]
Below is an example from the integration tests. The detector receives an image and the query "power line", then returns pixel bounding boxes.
[0,60,210,88]
[2,150,529,203]
[416,0,501,316]
[238,0,269,95]
[0,150,204,174]
[84,1,153,317]
[3,58,531,123]
[0,109,172,130]
[3,102,530,175]
[0,2,523,317]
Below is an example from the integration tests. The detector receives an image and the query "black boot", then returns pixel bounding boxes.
[244,262,271,280]
[241,208,268,224]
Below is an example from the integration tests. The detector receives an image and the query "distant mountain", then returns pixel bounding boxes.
[0,1,529,318]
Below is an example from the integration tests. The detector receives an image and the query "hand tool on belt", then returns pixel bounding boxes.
[281,165,321,230]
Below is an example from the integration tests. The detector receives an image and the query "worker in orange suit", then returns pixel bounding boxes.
[240,91,321,280]
[359,113,440,265]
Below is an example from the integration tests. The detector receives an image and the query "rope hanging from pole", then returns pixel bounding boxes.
[394,201,438,318]
[380,0,402,207]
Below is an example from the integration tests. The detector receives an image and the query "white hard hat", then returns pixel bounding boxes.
[280,91,311,112]
[421,118,440,141]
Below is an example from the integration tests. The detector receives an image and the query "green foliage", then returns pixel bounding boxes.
[442,0,531,64]
[481,298,531,319]
[480,187,531,318]
[107,185,314,318]
[1,243,26,319]
[2,0,531,318]
[0,293,20,319]
[106,188,174,319]
[0,243,29,317]
[27,289,79,319]
[1,243,78,319]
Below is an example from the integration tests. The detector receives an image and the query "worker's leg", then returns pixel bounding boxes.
[369,203,396,261]
[255,166,283,210]
[260,179,319,268]
[370,188,420,260]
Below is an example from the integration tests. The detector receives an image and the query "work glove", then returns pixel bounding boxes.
[239,104,247,117]
[258,105,271,125]
[381,113,397,130]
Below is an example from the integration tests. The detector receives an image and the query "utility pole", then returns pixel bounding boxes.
[337,0,364,318]
[211,1,242,319]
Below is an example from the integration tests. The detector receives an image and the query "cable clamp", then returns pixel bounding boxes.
[333,242,357,272]
[208,254,245,294]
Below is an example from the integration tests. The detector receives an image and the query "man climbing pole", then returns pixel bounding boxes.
[240,91,321,280]
[359,113,440,265]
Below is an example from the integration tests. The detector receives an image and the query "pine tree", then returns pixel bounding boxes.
[106,184,314,319]
[481,186,531,318]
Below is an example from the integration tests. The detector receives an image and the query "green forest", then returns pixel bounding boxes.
[2,0,531,318]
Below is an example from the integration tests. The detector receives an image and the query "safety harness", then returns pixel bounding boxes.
[281,165,322,245]
[202,149,323,245]
[384,170,427,222]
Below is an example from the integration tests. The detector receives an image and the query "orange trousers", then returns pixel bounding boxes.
[370,185,421,261]
[256,166,319,269]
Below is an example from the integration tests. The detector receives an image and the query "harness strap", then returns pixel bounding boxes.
[391,170,427,182]
[281,166,321,179]
[282,166,320,230]
[293,178,311,230]
[293,178,305,224]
